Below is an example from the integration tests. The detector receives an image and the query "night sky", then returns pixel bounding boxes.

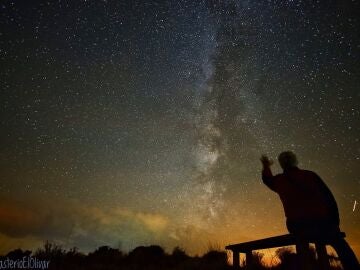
[0,0,359,257]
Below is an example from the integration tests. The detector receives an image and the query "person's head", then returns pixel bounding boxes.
[278,151,298,170]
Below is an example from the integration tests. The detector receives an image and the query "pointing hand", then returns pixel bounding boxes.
[260,155,274,167]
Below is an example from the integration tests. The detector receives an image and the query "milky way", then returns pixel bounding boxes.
[0,0,359,256]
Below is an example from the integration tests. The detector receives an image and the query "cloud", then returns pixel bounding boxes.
[0,196,171,253]
[0,198,74,239]
[0,195,246,255]
[135,212,169,232]
[0,201,43,238]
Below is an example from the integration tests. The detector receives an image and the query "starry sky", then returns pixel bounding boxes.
[0,0,359,258]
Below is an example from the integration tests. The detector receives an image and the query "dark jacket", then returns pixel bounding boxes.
[262,166,339,227]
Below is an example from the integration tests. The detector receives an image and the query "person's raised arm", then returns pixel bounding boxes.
[260,155,276,191]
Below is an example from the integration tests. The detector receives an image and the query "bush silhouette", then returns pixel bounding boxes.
[0,241,344,270]
[6,248,32,260]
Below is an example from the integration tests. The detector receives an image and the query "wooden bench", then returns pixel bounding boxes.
[225,232,346,270]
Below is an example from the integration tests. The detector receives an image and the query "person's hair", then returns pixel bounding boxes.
[278,151,298,169]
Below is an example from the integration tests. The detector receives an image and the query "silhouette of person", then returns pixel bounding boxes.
[261,151,359,270]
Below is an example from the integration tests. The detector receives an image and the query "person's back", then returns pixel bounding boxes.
[260,151,359,269]
[262,165,339,233]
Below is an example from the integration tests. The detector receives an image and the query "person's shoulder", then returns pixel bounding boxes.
[299,169,321,179]
[273,173,286,180]
[300,169,316,174]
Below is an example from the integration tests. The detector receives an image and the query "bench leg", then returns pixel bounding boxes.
[233,251,240,269]
[296,240,312,270]
[316,243,330,270]
[246,251,253,270]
